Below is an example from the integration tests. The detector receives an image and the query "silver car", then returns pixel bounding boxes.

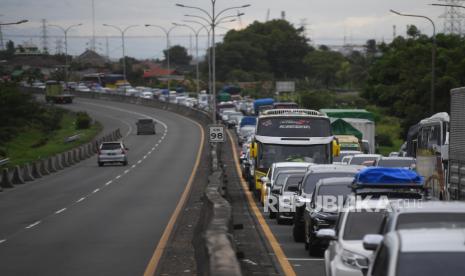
[98,141,128,166]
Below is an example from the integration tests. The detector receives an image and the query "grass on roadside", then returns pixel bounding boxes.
[6,111,102,167]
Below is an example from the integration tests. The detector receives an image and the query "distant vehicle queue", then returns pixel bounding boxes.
[232,87,465,276]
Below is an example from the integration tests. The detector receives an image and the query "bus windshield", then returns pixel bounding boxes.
[256,117,331,137]
[258,144,330,168]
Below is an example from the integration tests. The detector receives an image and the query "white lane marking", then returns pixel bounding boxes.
[155,143,159,147]
[55,208,67,214]
[152,147,156,150]
[143,155,147,159]
[25,221,41,229]
[93,188,100,193]
[115,175,121,179]
[286,258,324,261]
[0,239,6,244]
[131,164,136,169]
[137,160,142,164]
[76,197,86,203]
[124,169,129,174]
[105,180,113,186]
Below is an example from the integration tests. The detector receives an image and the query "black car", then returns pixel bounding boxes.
[293,165,363,243]
[136,118,156,135]
[304,177,354,256]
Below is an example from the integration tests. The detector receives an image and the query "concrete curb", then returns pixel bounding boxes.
[1,168,14,188]
[11,166,25,185]
[67,151,75,166]
[73,148,80,163]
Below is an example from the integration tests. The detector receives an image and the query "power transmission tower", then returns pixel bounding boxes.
[91,0,96,51]
[41,19,49,53]
[299,18,308,38]
[439,0,465,34]
[237,10,243,28]
[266,9,270,22]
[105,36,110,59]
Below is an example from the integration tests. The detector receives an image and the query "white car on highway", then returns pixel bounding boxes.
[319,199,390,276]
[98,141,129,166]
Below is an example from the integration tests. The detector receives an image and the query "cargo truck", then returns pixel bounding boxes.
[253,98,274,116]
[448,87,465,200]
[45,80,74,104]
[320,109,375,154]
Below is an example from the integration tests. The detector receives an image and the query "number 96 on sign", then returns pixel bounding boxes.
[209,125,225,143]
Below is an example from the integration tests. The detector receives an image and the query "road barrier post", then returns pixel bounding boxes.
[1,168,14,188]
[73,148,80,163]
[31,161,42,178]
[47,157,57,173]
[54,155,64,170]
[11,166,25,185]
[22,164,35,182]
[39,159,50,175]
[65,151,73,166]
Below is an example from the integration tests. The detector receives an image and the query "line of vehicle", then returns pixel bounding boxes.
[226,129,297,276]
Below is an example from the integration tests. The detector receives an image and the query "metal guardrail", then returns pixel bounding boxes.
[0,158,10,166]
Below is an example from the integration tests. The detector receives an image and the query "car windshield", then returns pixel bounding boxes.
[377,159,415,168]
[284,175,304,190]
[258,144,330,168]
[274,172,298,187]
[396,213,465,230]
[101,143,121,150]
[349,156,378,165]
[303,172,356,194]
[343,211,386,240]
[396,252,465,276]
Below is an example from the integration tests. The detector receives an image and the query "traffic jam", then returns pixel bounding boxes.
[219,88,465,276]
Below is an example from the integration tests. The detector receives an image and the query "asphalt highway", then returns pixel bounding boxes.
[0,98,202,276]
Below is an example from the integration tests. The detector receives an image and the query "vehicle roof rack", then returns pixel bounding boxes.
[262,109,323,116]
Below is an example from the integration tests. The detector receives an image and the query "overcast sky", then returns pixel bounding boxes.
[0,0,454,59]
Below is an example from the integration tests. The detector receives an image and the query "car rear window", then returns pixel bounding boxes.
[101,143,121,150]
[343,211,386,240]
[138,119,153,124]
[396,213,465,230]
[303,172,356,193]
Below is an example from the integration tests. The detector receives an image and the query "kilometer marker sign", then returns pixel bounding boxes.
[209,125,225,143]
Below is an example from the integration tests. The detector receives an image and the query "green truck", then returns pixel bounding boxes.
[45,81,74,104]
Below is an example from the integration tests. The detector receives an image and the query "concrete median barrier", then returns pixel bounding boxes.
[54,155,64,170]
[63,152,71,167]
[22,164,34,182]
[11,166,25,185]
[73,149,80,163]
[47,157,57,173]
[39,159,50,176]
[1,168,14,188]
[31,161,42,179]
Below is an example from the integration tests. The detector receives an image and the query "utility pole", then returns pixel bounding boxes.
[91,0,96,51]
[0,25,4,50]
[41,19,48,54]
[105,36,110,59]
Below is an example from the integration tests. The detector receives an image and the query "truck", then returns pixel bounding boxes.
[320,109,375,154]
[45,80,74,104]
[448,87,465,200]
[253,98,274,116]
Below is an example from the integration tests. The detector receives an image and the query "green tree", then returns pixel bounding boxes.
[163,45,192,66]
[304,49,346,88]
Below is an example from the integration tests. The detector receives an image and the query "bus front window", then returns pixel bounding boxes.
[258,144,330,168]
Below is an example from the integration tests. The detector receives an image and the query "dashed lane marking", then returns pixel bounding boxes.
[93,188,100,194]
[76,197,86,203]
[0,239,6,244]
[25,221,41,229]
[105,180,113,186]
[55,208,67,214]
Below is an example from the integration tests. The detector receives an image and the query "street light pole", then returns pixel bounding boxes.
[176,2,251,123]
[145,24,179,91]
[390,9,436,115]
[49,23,82,85]
[103,24,138,82]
